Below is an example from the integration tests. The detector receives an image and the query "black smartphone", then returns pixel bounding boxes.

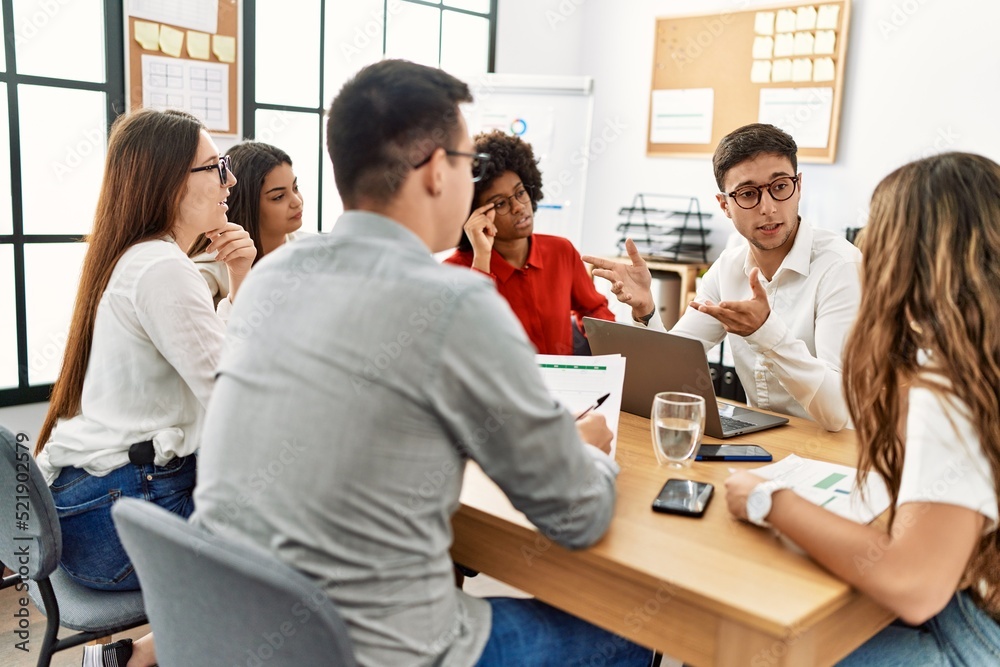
[651,479,714,517]
[695,444,772,462]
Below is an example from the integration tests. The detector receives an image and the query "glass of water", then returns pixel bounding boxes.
[651,392,705,468]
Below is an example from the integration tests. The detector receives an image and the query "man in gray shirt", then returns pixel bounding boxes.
[191,60,650,666]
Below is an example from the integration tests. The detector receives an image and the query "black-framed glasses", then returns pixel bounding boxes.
[190,154,231,186]
[489,185,531,216]
[723,175,799,210]
[413,149,492,182]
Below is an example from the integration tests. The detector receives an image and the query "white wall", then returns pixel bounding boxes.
[497,0,1000,258]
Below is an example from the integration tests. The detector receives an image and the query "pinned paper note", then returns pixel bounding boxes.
[187,31,210,60]
[159,25,184,57]
[792,58,813,82]
[134,20,160,51]
[774,33,795,58]
[212,35,236,63]
[814,30,836,55]
[752,36,774,60]
[796,6,818,31]
[794,31,814,56]
[817,4,840,30]
[758,88,833,149]
[813,57,835,82]
[751,60,772,84]
[775,9,797,33]
[771,59,793,82]
[754,12,775,35]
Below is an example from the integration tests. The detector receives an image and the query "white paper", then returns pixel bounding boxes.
[796,6,818,31]
[752,455,891,524]
[750,60,772,84]
[771,59,793,83]
[774,33,795,58]
[817,4,840,30]
[794,31,814,56]
[814,30,836,55]
[142,54,230,132]
[129,0,219,34]
[754,12,775,36]
[792,58,813,82]
[775,9,797,33]
[752,36,774,60]
[649,88,714,145]
[813,57,836,82]
[536,354,626,457]
[758,87,833,148]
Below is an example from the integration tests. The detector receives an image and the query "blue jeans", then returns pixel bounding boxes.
[476,597,652,666]
[839,591,1000,666]
[49,455,196,591]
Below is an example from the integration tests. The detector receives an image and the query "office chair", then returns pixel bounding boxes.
[0,425,147,667]
[112,498,358,666]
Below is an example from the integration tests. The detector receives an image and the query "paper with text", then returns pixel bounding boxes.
[536,354,626,458]
[129,0,219,35]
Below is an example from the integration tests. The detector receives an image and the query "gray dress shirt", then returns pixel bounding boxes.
[191,211,619,667]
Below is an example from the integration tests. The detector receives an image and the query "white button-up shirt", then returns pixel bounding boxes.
[645,221,862,430]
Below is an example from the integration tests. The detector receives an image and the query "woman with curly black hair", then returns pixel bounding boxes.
[444,130,614,355]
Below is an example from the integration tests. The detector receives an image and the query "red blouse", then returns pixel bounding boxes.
[445,234,615,355]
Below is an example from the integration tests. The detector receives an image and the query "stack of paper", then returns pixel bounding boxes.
[536,354,626,457]
[751,454,891,524]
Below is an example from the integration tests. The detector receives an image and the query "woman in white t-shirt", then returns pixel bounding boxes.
[34,109,255,595]
[187,141,308,304]
[726,151,1000,663]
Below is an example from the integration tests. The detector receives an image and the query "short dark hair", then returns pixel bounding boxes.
[326,59,472,206]
[712,123,798,191]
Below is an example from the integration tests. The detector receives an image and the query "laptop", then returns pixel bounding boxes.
[582,318,788,438]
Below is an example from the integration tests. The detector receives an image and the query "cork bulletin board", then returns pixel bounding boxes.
[125,0,240,136]
[647,0,851,163]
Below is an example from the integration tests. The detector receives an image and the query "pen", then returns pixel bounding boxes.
[575,392,611,421]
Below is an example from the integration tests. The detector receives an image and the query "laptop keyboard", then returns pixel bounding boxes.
[719,415,756,432]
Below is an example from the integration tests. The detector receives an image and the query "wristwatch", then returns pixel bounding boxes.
[746,480,790,527]
[634,308,656,325]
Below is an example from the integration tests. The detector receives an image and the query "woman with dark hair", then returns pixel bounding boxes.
[726,152,1000,663]
[33,109,254,667]
[188,141,306,304]
[444,130,614,355]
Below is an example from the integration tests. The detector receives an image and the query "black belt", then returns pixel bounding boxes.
[128,440,156,465]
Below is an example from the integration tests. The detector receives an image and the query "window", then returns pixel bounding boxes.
[244,0,496,232]
[0,0,125,406]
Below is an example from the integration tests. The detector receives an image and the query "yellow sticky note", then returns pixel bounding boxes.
[792,58,813,82]
[159,25,184,58]
[813,57,836,82]
[187,31,210,60]
[134,20,160,51]
[213,35,236,63]
[817,5,840,30]
[754,12,775,36]
[751,60,772,84]
[771,59,793,83]
[752,36,773,60]
[814,30,836,55]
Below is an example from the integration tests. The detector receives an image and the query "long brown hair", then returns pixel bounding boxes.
[844,152,1000,612]
[36,109,204,453]
[187,141,292,263]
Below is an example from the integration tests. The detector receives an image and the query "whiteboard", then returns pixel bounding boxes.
[463,74,594,249]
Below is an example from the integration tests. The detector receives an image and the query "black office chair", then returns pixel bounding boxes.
[0,425,147,667]
[113,497,358,666]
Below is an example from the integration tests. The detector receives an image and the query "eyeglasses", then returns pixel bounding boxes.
[190,155,231,186]
[723,175,799,210]
[413,149,492,182]
[488,186,531,216]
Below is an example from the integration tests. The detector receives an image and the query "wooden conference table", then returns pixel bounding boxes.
[451,408,895,666]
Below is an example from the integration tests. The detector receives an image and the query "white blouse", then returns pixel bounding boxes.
[36,238,229,485]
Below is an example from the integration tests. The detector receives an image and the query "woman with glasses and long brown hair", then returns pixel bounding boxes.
[187,141,308,305]
[726,152,1000,663]
[33,107,254,630]
[444,130,614,355]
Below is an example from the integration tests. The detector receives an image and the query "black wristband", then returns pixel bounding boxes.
[635,308,656,325]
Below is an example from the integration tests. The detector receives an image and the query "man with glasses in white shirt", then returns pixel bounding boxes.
[586,123,861,431]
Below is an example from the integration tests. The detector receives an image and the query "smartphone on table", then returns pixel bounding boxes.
[651,478,714,517]
[695,444,772,462]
